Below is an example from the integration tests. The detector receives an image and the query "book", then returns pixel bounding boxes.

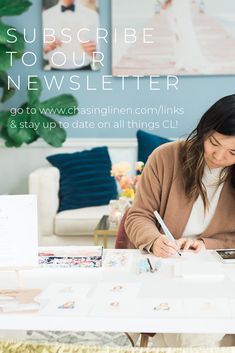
[38,246,103,268]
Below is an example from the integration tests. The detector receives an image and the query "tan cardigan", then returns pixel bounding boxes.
[125,141,235,250]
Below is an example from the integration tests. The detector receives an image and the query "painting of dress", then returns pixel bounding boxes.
[42,0,100,71]
[112,0,235,76]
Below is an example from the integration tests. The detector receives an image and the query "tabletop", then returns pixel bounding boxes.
[0,249,235,334]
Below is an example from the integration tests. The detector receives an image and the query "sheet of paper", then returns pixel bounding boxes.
[137,298,184,317]
[38,283,92,316]
[90,299,137,317]
[102,250,133,270]
[37,283,91,300]
[174,262,225,280]
[0,195,38,268]
[40,296,91,316]
[93,282,141,300]
[183,298,230,318]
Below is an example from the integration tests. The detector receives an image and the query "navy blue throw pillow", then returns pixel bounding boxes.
[47,146,117,212]
[137,130,171,164]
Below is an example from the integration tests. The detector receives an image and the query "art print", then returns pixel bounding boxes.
[42,0,100,71]
[137,298,183,317]
[112,0,235,76]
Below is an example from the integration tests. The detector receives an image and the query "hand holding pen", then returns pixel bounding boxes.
[152,210,181,258]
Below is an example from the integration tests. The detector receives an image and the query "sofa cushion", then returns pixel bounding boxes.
[47,146,117,212]
[137,130,171,164]
[55,205,110,236]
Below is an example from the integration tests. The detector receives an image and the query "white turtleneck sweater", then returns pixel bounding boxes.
[182,165,225,238]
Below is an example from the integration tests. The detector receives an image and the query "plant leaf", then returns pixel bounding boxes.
[36,94,78,116]
[28,76,42,106]
[0,71,15,102]
[0,110,10,127]
[0,126,21,147]
[0,44,13,70]
[0,0,32,16]
[7,109,38,145]
[31,113,66,147]
[0,22,25,58]
[1,85,15,102]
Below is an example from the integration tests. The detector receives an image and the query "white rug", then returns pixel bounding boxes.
[0,330,136,347]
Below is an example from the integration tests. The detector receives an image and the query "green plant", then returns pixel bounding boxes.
[1,77,78,147]
[0,0,31,102]
[0,0,78,147]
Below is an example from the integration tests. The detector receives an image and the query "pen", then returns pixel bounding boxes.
[153,210,181,257]
[147,257,154,272]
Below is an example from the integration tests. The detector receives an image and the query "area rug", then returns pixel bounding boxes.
[0,342,234,353]
[0,331,137,347]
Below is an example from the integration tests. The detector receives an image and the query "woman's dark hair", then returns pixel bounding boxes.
[181,94,235,209]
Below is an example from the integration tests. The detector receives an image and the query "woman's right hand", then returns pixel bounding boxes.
[151,234,179,258]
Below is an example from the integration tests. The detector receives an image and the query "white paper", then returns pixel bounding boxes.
[40,296,91,316]
[38,283,92,316]
[90,298,137,317]
[93,282,141,300]
[174,262,225,280]
[38,283,91,300]
[183,298,230,318]
[102,250,133,270]
[137,298,184,317]
[0,195,38,268]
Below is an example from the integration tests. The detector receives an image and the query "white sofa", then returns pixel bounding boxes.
[26,138,138,246]
[29,166,110,246]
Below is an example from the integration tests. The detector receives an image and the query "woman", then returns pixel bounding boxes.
[126,94,235,256]
[125,95,235,346]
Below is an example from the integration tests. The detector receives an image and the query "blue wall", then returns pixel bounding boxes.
[3,0,235,139]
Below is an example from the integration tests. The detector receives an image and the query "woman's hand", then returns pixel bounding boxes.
[152,234,179,258]
[177,238,206,252]
[162,0,173,10]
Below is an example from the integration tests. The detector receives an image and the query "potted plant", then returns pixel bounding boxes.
[0,0,78,147]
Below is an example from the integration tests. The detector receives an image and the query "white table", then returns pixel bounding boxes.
[0,249,235,334]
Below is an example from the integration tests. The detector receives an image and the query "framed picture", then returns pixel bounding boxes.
[42,0,100,71]
[112,0,235,76]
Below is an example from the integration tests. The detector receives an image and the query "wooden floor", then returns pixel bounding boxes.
[113,3,235,76]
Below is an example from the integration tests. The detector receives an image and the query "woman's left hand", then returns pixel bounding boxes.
[176,238,206,252]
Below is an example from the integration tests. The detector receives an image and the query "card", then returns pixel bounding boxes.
[37,283,91,301]
[93,282,141,300]
[137,298,183,317]
[90,299,137,317]
[102,250,133,270]
[183,298,230,317]
[40,295,90,316]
